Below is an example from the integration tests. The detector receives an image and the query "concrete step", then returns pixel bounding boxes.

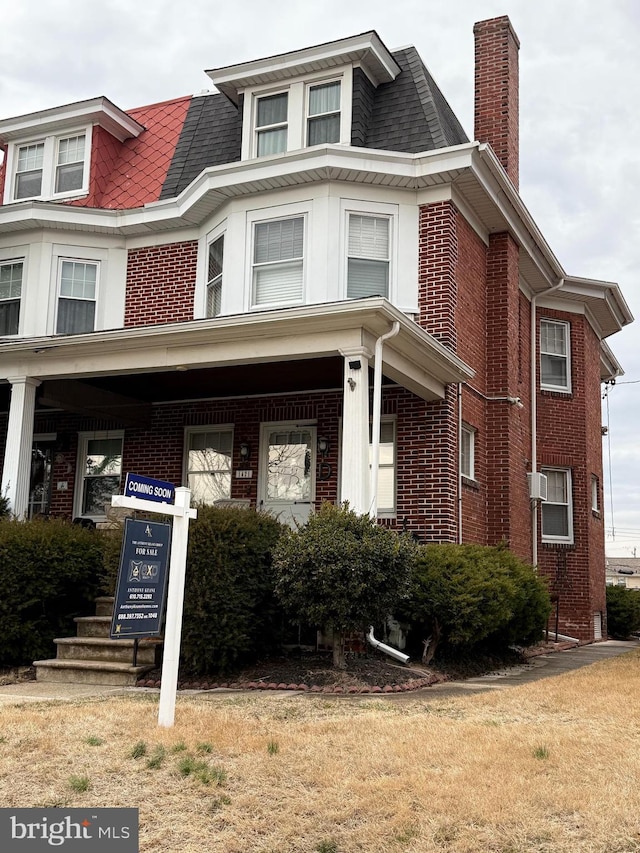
[95,596,115,617]
[75,616,112,638]
[54,637,159,665]
[33,659,154,686]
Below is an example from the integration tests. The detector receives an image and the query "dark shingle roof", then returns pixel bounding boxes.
[364,47,469,152]
[160,45,468,199]
[159,92,241,200]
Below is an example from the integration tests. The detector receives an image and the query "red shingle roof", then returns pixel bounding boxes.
[99,96,191,209]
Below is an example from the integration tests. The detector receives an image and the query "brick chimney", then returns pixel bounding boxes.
[474,16,520,189]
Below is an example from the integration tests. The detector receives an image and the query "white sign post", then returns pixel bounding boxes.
[111,485,197,728]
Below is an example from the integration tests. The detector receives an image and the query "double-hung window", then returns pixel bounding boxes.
[369,419,396,515]
[56,260,97,334]
[0,261,23,335]
[256,93,288,156]
[77,432,123,518]
[347,214,390,298]
[15,143,45,200]
[252,216,304,307]
[591,475,600,514]
[55,134,86,193]
[461,424,476,481]
[540,319,571,392]
[206,236,224,318]
[541,467,573,543]
[185,428,233,504]
[10,132,88,202]
[307,81,341,145]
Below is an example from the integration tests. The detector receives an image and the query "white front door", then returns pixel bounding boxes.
[259,423,316,527]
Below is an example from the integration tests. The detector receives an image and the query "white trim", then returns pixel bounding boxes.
[74,430,124,520]
[3,125,93,205]
[182,425,234,504]
[540,318,572,394]
[340,198,398,303]
[54,256,100,335]
[460,423,476,481]
[540,466,574,544]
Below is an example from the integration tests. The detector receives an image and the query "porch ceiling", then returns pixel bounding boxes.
[0,299,475,422]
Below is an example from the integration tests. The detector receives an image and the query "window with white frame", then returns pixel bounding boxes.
[9,131,89,202]
[540,319,571,392]
[369,419,396,515]
[206,235,224,318]
[541,467,573,543]
[252,216,304,307]
[307,81,341,145]
[591,474,599,514]
[461,424,476,480]
[256,92,288,157]
[347,214,390,298]
[76,432,123,518]
[185,428,233,504]
[0,260,23,335]
[56,259,97,334]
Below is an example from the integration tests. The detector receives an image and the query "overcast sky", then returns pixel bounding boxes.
[1,0,638,556]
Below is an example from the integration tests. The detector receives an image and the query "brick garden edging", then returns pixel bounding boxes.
[136,674,440,694]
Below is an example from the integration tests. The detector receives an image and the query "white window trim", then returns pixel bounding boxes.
[55,256,100,335]
[372,416,397,518]
[591,474,600,514]
[340,198,398,303]
[541,466,574,544]
[0,255,25,337]
[206,230,225,318]
[183,425,234,503]
[460,424,476,481]
[241,66,352,160]
[246,203,309,310]
[74,430,124,520]
[3,125,92,204]
[540,318,572,393]
[47,244,107,334]
[305,78,343,147]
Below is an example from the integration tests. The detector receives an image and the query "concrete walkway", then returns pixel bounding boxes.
[0,640,637,706]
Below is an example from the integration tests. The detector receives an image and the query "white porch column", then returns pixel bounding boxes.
[1,377,41,519]
[339,350,370,515]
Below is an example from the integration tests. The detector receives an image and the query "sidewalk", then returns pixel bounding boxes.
[0,639,637,706]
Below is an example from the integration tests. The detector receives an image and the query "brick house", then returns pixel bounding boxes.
[0,17,631,642]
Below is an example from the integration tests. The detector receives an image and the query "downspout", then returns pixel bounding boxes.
[458,382,463,544]
[369,321,400,517]
[531,279,564,567]
[367,626,410,664]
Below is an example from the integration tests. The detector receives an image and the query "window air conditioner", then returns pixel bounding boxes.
[528,472,548,501]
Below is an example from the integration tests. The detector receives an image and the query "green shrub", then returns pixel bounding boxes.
[606,584,640,638]
[180,505,284,675]
[399,543,550,661]
[0,491,10,519]
[273,502,416,668]
[0,518,102,665]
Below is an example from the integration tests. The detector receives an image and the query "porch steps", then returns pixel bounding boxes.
[34,596,159,686]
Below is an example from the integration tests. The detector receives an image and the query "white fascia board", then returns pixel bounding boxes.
[600,339,624,381]
[0,299,472,391]
[207,32,400,103]
[563,276,634,328]
[0,97,144,144]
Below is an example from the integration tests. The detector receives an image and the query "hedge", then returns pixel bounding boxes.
[606,584,640,639]
[0,518,103,665]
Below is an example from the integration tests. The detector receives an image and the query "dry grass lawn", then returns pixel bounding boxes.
[1,651,640,852]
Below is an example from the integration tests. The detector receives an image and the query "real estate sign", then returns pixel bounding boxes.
[110,518,171,639]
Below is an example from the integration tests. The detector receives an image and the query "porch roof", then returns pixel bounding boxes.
[0,299,474,422]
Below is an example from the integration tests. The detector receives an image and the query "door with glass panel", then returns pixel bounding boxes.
[28,438,55,518]
[259,424,316,527]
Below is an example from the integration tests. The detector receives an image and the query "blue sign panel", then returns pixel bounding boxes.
[110,518,171,639]
[124,472,175,504]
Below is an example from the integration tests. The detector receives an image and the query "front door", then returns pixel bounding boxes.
[29,438,55,518]
[259,424,316,527]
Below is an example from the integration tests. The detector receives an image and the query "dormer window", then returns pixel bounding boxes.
[307,81,341,145]
[8,129,90,202]
[256,93,288,157]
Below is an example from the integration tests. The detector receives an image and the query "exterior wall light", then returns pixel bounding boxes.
[239,442,250,460]
[317,436,329,457]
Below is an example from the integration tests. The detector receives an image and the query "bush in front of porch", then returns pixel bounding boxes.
[273,502,417,669]
[0,517,102,664]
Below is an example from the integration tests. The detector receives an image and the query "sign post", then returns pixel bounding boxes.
[112,479,197,728]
